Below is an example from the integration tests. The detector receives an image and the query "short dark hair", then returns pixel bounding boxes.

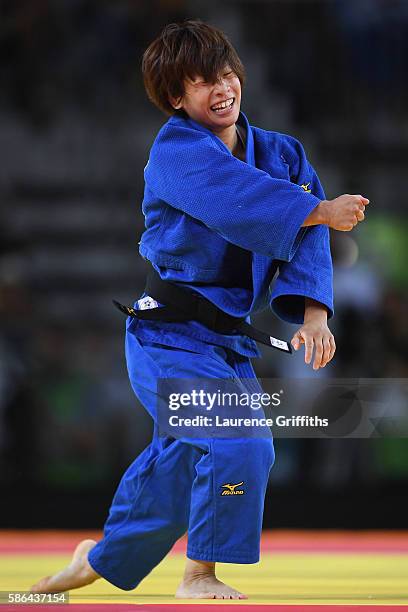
[142,19,245,116]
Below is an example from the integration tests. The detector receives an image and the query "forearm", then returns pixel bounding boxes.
[304,297,328,323]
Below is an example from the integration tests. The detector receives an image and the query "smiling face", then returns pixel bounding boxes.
[142,20,245,122]
[170,67,242,134]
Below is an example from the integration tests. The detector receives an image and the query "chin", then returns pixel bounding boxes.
[220,114,240,128]
[214,108,240,127]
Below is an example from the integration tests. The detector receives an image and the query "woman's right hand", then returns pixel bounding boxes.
[303,194,369,231]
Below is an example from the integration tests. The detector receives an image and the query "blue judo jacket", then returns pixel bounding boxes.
[133,111,333,358]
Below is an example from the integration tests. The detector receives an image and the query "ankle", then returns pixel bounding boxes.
[183,558,216,581]
[75,556,98,582]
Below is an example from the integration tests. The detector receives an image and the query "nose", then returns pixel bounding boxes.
[215,76,231,92]
[213,85,230,103]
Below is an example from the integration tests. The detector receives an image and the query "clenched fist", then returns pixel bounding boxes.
[303,194,369,231]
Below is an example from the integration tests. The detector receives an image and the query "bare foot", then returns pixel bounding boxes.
[30,539,100,593]
[175,558,248,600]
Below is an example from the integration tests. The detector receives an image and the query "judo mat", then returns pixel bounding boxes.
[1,530,408,610]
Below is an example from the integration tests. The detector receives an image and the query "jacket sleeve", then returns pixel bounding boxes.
[144,124,322,262]
[270,137,334,323]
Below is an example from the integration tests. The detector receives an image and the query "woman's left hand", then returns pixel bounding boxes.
[290,299,336,370]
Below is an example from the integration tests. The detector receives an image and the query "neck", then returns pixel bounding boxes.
[213,123,237,153]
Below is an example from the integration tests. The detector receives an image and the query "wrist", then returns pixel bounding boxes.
[302,200,329,227]
[304,298,328,323]
[315,200,330,225]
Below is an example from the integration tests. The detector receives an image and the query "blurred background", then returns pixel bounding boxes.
[0,0,407,529]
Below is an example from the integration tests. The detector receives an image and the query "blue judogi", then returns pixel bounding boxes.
[88,111,333,590]
[134,111,333,356]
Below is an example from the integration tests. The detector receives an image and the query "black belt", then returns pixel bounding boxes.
[113,268,292,354]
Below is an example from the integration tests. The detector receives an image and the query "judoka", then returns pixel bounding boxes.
[31,19,369,599]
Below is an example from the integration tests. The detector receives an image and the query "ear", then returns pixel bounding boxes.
[169,95,183,110]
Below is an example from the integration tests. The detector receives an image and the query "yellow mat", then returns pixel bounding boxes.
[1,551,408,606]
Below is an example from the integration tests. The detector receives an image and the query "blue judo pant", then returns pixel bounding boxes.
[88,326,275,590]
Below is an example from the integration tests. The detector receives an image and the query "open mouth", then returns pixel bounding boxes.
[210,97,235,113]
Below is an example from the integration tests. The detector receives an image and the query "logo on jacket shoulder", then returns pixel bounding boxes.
[221,481,245,496]
[300,182,311,193]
